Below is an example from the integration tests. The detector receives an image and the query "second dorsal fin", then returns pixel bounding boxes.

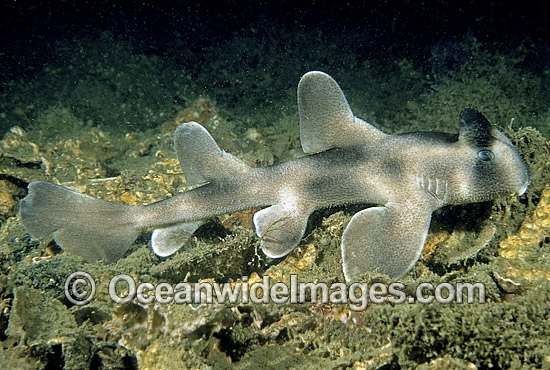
[298,71,385,154]
[150,122,253,259]
[173,122,251,186]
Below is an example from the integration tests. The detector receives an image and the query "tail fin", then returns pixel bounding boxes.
[19,181,142,262]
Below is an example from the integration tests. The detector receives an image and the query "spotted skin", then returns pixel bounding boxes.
[19,72,529,280]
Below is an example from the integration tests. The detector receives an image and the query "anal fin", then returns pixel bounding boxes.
[342,199,433,281]
[152,221,204,257]
[157,122,252,256]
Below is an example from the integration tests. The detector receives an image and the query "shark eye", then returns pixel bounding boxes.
[477,149,495,162]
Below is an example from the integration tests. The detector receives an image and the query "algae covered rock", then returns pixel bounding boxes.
[6,285,76,345]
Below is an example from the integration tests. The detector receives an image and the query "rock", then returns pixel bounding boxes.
[6,286,77,346]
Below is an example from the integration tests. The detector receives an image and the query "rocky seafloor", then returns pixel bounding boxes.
[1,34,550,369]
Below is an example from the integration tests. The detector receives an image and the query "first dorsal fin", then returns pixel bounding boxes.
[298,71,385,154]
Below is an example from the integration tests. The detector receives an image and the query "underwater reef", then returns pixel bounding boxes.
[1,22,550,370]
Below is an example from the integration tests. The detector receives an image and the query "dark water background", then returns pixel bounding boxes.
[1,0,549,136]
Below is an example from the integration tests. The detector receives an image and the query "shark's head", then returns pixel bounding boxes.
[452,108,529,204]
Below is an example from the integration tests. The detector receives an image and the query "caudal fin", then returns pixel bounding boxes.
[19,181,142,262]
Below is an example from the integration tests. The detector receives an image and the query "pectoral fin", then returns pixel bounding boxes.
[253,204,309,258]
[342,200,433,281]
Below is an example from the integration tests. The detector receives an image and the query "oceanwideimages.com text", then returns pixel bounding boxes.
[65,272,486,311]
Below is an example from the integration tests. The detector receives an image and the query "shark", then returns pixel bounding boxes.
[19,71,529,281]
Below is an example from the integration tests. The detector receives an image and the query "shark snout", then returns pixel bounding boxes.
[512,158,529,196]
[516,177,529,196]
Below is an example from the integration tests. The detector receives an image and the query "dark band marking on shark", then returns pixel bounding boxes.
[19,71,529,281]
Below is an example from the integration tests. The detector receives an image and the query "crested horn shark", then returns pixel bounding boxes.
[19,71,529,281]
